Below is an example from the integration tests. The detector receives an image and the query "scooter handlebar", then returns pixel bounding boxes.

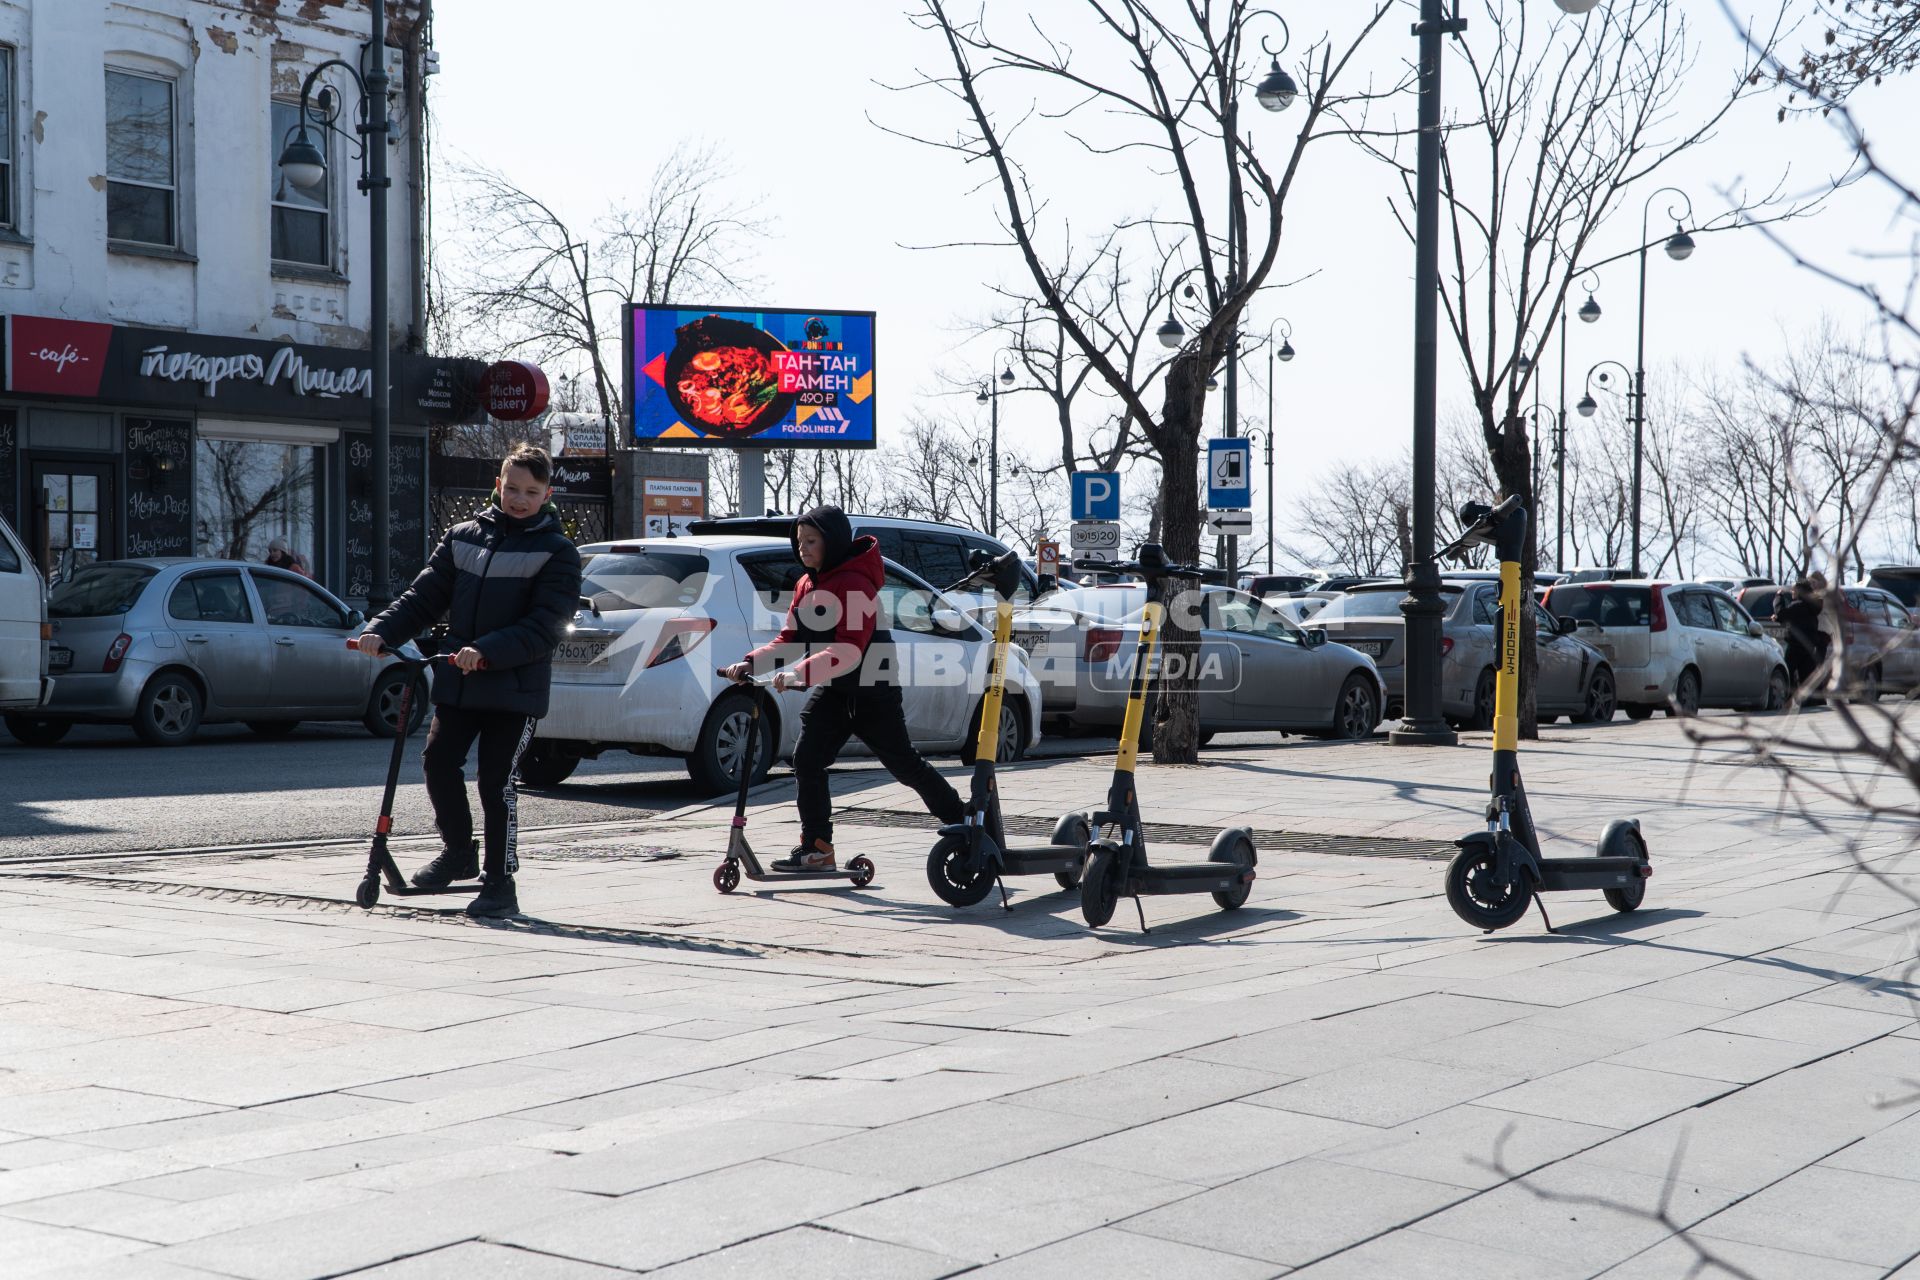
[942,548,1024,598]
[345,640,483,670]
[1074,542,1204,582]
[1439,494,1524,560]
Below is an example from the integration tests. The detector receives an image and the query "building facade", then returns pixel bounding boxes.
[0,0,481,600]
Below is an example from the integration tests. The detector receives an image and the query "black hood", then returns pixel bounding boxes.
[792,505,855,571]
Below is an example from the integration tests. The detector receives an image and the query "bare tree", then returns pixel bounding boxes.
[893,0,1400,761]
[440,142,766,425]
[1288,457,1412,577]
[1786,0,1920,108]
[1358,0,1798,734]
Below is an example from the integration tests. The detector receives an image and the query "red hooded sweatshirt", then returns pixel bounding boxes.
[743,508,885,688]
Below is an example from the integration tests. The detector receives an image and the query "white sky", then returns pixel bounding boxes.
[428,1,1919,565]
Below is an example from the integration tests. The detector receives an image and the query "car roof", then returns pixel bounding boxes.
[579,536,789,554]
[81,557,280,571]
[689,513,1014,541]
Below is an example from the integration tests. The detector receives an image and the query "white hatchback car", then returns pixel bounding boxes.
[1540,580,1790,717]
[525,536,1045,792]
[0,514,51,713]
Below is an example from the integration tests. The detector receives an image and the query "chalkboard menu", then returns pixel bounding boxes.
[344,432,429,601]
[0,410,17,531]
[123,418,194,557]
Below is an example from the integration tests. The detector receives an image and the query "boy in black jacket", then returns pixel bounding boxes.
[354,443,582,918]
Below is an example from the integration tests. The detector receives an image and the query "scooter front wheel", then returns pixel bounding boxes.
[354,877,380,909]
[713,861,740,895]
[847,856,876,889]
[1208,831,1256,911]
[927,834,994,907]
[1081,846,1120,928]
[1444,846,1533,932]
[1052,813,1090,890]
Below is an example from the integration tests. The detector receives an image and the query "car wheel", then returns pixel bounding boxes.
[1765,666,1789,712]
[689,688,773,794]
[364,668,429,738]
[4,715,72,746]
[961,697,1027,766]
[1575,667,1616,724]
[248,720,300,739]
[518,741,581,789]
[1669,668,1701,718]
[1468,668,1497,731]
[133,671,203,746]
[1323,673,1380,740]
[1624,702,1657,721]
[1856,665,1882,704]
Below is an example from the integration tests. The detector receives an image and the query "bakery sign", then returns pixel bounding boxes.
[2,314,486,425]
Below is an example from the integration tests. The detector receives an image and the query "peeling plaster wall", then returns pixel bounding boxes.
[2,0,421,350]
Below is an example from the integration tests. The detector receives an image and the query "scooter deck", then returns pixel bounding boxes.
[1131,863,1249,895]
[998,844,1084,875]
[1536,855,1647,894]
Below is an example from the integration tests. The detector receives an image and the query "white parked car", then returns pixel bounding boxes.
[524,536,1045,792]
[1540,579,1790,717]
[0,514,51,714]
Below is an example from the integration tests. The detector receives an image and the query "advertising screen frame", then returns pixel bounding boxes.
[623,303,878,451]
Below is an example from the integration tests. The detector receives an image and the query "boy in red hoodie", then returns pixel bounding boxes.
[720,506,963,870]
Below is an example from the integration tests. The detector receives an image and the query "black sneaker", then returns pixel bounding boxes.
[466,874,519,919]
[411,841,479,889]
[772,839,836,872]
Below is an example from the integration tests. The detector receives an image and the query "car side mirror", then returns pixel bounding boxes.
[1555,614,1579,635]
[1304,627,1328,649]
[1748,622,1765,638]
[346,608,366,628]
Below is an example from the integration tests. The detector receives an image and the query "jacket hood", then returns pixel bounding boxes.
[822,535,884,592]
[792,504,856,571]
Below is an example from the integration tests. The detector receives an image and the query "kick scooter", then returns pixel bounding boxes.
[1074,545,1258,931]
[925,549,1090,909]
[345,645,482,910]
[711,671,876,894]
[1440,497,1652,933]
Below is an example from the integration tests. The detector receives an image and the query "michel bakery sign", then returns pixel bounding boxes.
[3,315,485,425]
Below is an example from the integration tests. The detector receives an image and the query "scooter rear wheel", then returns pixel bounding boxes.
[927,834,994,907]
[1444,846,1533,932]
[1051,813,1090,890]
[847,856,876,889]
[713,861,740,895]
[1081,847,1120,928]
[354,877,380,909]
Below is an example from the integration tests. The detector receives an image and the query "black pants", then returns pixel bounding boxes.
[421,705,537,877]
[793,682,963,847]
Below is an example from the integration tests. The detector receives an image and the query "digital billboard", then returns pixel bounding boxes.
[626,305,876,449]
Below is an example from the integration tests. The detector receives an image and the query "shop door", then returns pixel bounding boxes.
[29,460,116,582]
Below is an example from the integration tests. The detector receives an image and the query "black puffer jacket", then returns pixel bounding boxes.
[371,503,582,717]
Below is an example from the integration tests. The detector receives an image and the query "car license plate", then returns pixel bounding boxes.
[1349,639,1387,657]
[1014,631,1049,651]
[48,646,72,672]
[555,639,610,666]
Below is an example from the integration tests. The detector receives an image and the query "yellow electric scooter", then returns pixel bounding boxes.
[926,550,1090,908]
[1075,545,1257,931]
[1441,497,1652,933]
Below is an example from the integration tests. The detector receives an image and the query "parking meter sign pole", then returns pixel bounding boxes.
[1071,471,1121,523]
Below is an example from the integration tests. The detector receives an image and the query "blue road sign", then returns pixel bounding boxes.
[1071,470,1121,521]
[1208,439,1252,509]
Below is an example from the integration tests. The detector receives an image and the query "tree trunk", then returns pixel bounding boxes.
[1151,365,1206,765]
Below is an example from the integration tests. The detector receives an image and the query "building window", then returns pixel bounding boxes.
[271,100,330,267]
[195,436,321,573]
[0,49,14,229]
[105,69,177,247]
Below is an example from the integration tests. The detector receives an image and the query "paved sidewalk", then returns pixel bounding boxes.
[2,714,1918,1277]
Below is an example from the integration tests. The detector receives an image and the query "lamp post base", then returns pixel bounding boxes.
[1387,723,1460,746]
[1392,560,1459,747]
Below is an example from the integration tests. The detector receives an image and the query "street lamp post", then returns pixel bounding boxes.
[278,0,393,607]
[1260,319,1295,576]
[1391,0,1469,747]
[1628,187,1696,578]
[1562,270,1601,569]
[974,355,1016,538]
[1577,358,1635,567]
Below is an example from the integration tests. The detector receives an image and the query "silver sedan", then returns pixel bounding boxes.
[10,559,429,747]
[1011,584,1385,740]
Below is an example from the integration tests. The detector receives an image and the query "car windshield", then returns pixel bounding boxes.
[1314,587,1417,621]
[48,564,156,617]
[578,551,712,611]
[1873,575,1920,608]
[1551,584,1652,627]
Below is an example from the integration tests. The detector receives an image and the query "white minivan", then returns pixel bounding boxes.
[0,514,52,716]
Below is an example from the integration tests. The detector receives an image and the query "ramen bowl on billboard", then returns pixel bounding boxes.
[627,305,876,448]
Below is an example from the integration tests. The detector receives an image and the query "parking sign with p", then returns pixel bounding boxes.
[1071,470,1120,521]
